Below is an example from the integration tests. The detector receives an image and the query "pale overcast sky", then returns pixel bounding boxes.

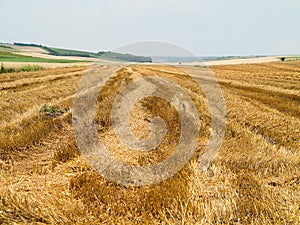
[1,0,299,56]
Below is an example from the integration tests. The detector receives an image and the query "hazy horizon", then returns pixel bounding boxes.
[0,41,282,58]
[1,0,299,56]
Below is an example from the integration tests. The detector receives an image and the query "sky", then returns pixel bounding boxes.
[1,0,299,56]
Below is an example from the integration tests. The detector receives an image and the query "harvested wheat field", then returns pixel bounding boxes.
[0,60,299,224]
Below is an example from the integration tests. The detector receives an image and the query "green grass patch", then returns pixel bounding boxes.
[18,65,44,72]
[40,104,58,114]
[0,63,45,74]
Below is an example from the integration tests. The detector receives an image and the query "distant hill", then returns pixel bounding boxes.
[14,43,152,63]
[0,43,88,63]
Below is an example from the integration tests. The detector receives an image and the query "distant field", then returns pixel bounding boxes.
[0,50,88,63]
[0,44,13,50]
[0,60,299,224]
[286,56,300,61]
